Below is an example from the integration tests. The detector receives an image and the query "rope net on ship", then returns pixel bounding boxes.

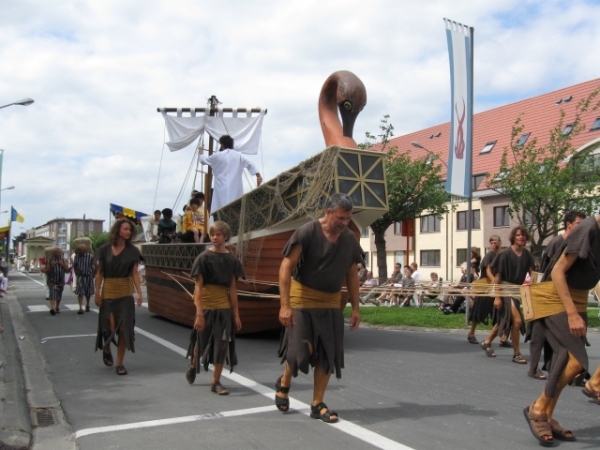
[215,146,342,282]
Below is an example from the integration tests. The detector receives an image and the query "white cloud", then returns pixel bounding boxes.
[1,0,599,232]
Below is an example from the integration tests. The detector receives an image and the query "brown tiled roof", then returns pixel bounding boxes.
[383,78,600,182]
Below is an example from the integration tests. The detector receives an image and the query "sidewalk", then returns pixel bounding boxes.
[1,283,76,450]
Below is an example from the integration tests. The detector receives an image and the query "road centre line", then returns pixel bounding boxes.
[74,324,414,450]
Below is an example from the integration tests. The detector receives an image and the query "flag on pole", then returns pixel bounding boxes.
[444,18,474,198]
[11,206,24,223]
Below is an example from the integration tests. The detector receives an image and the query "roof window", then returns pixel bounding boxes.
[516,132,531,147]
[480,141,496,154]
[590,118,600,132]
[564,95,573,102]
[562,123,574,136]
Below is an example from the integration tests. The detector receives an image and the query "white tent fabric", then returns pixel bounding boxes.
[161,109,265,155]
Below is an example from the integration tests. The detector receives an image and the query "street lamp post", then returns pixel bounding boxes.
[0,98,35,109]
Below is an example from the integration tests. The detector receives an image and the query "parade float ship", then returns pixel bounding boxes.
[142,71,389,334]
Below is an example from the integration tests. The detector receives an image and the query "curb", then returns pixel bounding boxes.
[0,295,31,450]
[4,291,76,450]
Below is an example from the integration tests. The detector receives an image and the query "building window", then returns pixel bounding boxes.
[420,214,441,233]
[421,250,441,267]
[516,132,531,147]
[77,221,83,230]
[58,222,67,233]
[494,206,510,227]
[472,174,486,191]
[360,227,369,238]
[57,237,66,248]
[480,141,496,154]
[393,222,402,235]
[363,253,369,268]
[89,222,94,232]
[456,248,468,266]
[394,251,404,265]
[562,123,574,136]
[457,210,481,230]
[590,118,600,132]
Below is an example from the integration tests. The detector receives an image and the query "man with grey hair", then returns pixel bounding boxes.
[275,193,363,423]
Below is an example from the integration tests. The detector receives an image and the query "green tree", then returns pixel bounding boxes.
[488,88,600,258]
[69,231,110,253]
[362,116,450,283]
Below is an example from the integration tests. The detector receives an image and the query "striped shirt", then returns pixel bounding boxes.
[74,252,95,277]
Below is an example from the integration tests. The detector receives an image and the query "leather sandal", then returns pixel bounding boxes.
[480,341,496,357]
[211,381,229,395]
[310,402,338,423]
[523,405,554,447]
[528,368,547,380]
[548,418,575,441]
[275,376,290,413]
[467,335,479,344]
[116,365,128,375]
[582,382,600,405]
[103,350,113,367]
[512,353,527,364]
[185,365,196,385]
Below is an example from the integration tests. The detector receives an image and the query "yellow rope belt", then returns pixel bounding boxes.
[102,277,133,299]
[198,284,230,310]
[289,279,340,309]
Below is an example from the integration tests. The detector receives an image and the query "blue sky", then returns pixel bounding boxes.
[1,0,599,233]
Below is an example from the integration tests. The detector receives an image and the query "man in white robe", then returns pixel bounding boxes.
[199,135,262,214]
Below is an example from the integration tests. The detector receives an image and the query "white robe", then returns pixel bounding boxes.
[199,149,260,213]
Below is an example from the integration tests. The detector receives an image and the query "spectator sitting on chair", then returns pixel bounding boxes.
[375,263,402,305]
[359,271,379,304]
[420,272,441,306]
[443,263,479,314]
[357,263,368,286]
[409,262,421,282]
[398,266,416,307]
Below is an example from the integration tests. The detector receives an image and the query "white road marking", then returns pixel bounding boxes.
[41,334,96,341]
[75,405,276,439]
[28,305,53,312]
[26,303,147,313]
[74,324,414,450]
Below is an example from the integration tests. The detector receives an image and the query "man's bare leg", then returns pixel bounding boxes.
[276,362,293,403]
[511,301,523,358]
[312,361,337,420]
[530,352,582,443]
[468,321,478,338]
[586,364,600,391]
[483,323,499,346]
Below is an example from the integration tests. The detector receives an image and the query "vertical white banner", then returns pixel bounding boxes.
[444,18,473,198]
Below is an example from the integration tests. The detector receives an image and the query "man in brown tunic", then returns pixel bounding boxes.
[524,214,600,445]
[275,193,363,423]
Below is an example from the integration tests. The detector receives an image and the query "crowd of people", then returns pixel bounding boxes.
[17,134,600,444]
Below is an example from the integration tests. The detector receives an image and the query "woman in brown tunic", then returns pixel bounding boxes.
[94,219,143,375]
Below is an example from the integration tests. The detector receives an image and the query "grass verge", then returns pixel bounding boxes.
[343,305,600,329]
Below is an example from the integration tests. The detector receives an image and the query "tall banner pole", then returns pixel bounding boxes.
[444,18,474,323]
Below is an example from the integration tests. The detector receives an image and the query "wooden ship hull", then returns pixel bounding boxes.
[143,145,389,334]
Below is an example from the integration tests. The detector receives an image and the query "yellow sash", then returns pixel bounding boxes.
[526,281,588,320]
[102,277,133,299]
[198,284,230,310]
[289,279,341,308]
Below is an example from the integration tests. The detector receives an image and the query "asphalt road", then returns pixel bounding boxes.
[11,271,600,450]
